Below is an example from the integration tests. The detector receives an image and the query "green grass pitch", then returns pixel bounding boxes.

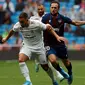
[0,60,85,85]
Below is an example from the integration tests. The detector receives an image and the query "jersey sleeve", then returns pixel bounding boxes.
[62,16,72,24]
[42,13,49,24]
[12,22,20,32]
[30,16,35,20]
[37,21,47,30]
[30,16,41,21]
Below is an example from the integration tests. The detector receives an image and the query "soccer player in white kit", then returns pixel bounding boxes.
[30,4,64,82]
[2,12,67,85]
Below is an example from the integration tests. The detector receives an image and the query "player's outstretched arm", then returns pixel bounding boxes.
[46,24,68,43]
[2,29,14,43]
[71,20,85,26]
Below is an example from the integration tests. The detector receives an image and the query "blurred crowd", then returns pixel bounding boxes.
[0,0,85,51]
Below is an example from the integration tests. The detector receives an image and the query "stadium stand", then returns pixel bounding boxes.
[0,0,85,50]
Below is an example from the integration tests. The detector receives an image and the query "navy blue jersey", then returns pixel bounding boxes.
[42,13,72,46]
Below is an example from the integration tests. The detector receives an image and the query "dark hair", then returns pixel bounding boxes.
[50,1,60,9]
[37,4,44,7]
[19,12,28,19]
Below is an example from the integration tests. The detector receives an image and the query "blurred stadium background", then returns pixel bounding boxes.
[0,0,85,85]
[0,0,85,59]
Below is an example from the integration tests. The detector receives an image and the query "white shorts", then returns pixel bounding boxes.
[19,44,47,64]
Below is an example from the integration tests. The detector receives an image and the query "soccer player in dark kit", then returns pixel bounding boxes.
[42,1,85,85]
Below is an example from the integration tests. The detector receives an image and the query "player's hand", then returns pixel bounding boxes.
[57,37,68,44]
[2,38,7,43]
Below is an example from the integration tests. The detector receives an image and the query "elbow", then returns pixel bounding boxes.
[76,24,80,26]
[74,23,80,26]
[73,21,80,26]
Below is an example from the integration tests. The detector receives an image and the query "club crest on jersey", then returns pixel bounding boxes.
[58,19,62,23]
[49,20,51,23]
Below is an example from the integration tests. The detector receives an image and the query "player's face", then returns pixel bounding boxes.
[50,3,59,16]
[19,18,29,27]
[38,5,44,17]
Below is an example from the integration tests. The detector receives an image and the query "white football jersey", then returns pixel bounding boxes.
[12,19,46,48]
[30,14,43,21]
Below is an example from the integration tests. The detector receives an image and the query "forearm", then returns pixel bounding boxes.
[72,20,85,26]
[46,24,60,39]
[5,29,14,41]
[48,28,59,39]
[46,26,68,43]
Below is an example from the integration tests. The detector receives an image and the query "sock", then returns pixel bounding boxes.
[35,59,39,65]
[52,62,61,72]
[66,63,72,75]
[46,67,55,82]
[19,62,31,82]
[52,63,69,79]
[56,70,64,79]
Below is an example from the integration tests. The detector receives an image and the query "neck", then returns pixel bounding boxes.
[28,19,30,25]
[51,13,58,17]
[38,14,43,17]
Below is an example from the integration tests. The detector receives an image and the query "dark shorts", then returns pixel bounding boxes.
[45,45,68,59]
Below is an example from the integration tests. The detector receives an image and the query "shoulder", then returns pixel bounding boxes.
[30,19,46,29]
[30,19,40,23]
[58,13,72,23]
[43,13,51,18]
[30,16,40,21]
[30,19,42,26]
[42,13,51,23]
[13,22,21,28]
[59,13,71,19]
[13,22,21,31]
[58,13,65,18]
[30,15,37,19]
[44,13,50,16]
[30,16,35,19]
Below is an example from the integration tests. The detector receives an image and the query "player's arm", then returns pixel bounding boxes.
[63,15,85,26]
[46,24,68,43]
[2,29,14,43]
[71,20,85,26]
[2,22,20,43]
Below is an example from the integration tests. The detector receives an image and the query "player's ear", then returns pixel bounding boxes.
[26,19,28,21]
[26,18,28,22]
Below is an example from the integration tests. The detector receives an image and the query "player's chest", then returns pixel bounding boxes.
[49,18,64,26]
[19,27,40,35]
